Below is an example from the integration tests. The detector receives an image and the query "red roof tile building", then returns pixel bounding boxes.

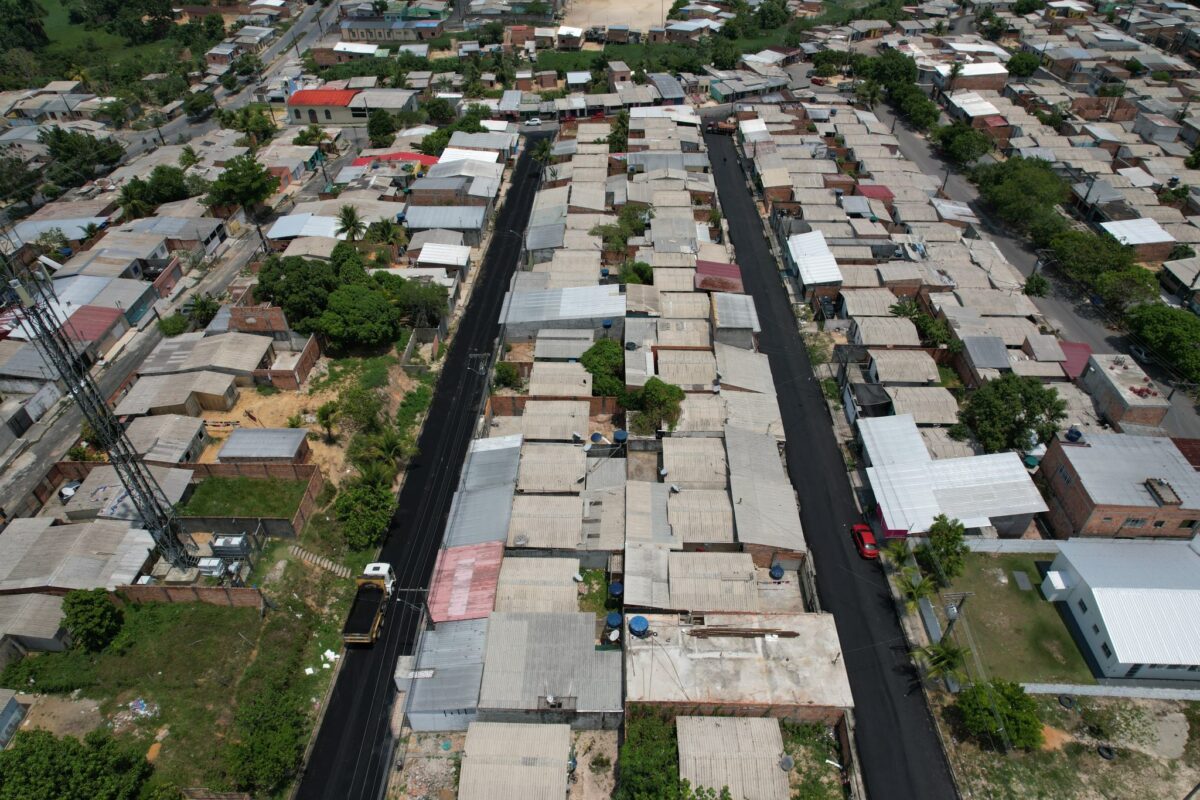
[427,542,503,624]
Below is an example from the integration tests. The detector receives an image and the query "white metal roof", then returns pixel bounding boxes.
[858,414,931,467]
[1100,217,1176,245]
[416,242,471,267]
[438,147,499,164]
[1057,434,1200,510]
[868,451,1047,533]
[935,62,1008,77]
[1057,538,1200,665]
[787,231,842,286]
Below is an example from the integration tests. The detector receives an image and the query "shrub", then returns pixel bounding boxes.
[493,361,521,390]
[62,589,123,652]
[580,339,625,397]
[1023,273,1049,297]
[157,314,188,337]
[957,680,1043,750]
[334,482,396,550]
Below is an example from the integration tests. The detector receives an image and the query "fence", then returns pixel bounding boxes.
[485,394,622,418]
[42,461,325,536]
[116,583,264,609]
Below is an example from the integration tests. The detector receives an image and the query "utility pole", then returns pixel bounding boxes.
[942,591,973,640]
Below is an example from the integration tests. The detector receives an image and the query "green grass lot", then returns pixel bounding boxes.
[41,0,170,63]
[948,553,1095,685]
[179,477,309,519]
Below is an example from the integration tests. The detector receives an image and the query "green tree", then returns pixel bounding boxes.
[580,338,626,397]
[855,79,883,109]
[38,128,124,188]
[712,36,740,70]
[316,283,401,349]
[117,179,154,219]
[973,156,1068,230]
[338,384,385,433]
[896,567,936,612]
[182,91,215,118]
[365,218,408,250]
[157,313,189,337]
[1023,272,1049,297]
[0,155,38,205]
[957,679,1043,750]
[919,514,968,584]
[955,374,1066,453]
[204,153,279,214]
[62,588,122,652]
[218,106,276,149]
[615,711,679,800]
[422,97,455,124]
[619,260,653,285]
[178,145,200,168]
[1012,0,1044,12]
[1006,51,1041,78]
[334,482,395,549]
[254,255,339,331]
[293,124,330,148]
[187,293,220,327]
[367,109,398,147]
[1094,266,1158,313]
[1047,229,1135,287]
[608,110,629,153]
[493,361,521,390]
[626,377,685,435]
[932,122,992,165]
[316,400,338,442]
[1125,303,1200,382]
[530,138,553,167]
[0,729,151,800]
[917,638,969,682]
[335,204,366,242]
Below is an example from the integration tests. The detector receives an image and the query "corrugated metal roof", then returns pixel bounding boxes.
[477,612,622,712]
[663,437,727,490]
[528,362,592,398]
[868,349,939,384]
[625,481,675,548]
[502,285,626,325]
[726,425,805,551]
[963,335,1011,370]
[125,414,205,463]
[677,717,788,800]
[1101,217,1175,245]
[885,387,960,425]
[416,242,471,267]
[668,551,758,612]
[0,517,153,592]
[493,556,580,613]
[787,231,842,287]
[459,722,571,800]
[667,489,734,543]
[406,617,487,726]
[508,495,584,549]
[427,542,503,623]
[404,205,486,231]
[715,343,774,394]
[712,292,760,332]
[443,435,523,548]
[868,451,1046,533]
[217,427,307,460]
[859,414,931,468]
[0,592,64,640]
[1056,538,1200,665]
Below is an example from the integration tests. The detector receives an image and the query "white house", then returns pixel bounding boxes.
[1043,537,1200,680]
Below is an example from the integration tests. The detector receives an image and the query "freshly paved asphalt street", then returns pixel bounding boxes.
[295,132,551,800]
[705,132,959,800]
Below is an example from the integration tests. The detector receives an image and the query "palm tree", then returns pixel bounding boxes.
[179,145,200,169]
[82,222,102,241]
[117,180,153,219]
[917,639,970,682]
[896,567,936,613]
[855,79,883,111]
[355,458,396,488]
[531,138,553,167]
[948,62,964,93]
[366,218,408,249]
[932,20,946,35]
[336,204,366,242]
[884,538,911,566]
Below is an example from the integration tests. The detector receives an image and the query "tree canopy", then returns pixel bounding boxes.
[316,284,401,350]
[932,122,992,165]
[580,339,625,397]
[0,729,150,800]
[1125,304,1200,383]
[334,482,396,549]
[919,514,968,585]
[957,680,1043,750]
[62,588,123,652]
[954,374,1066,453]
[1006,51,1041,78]
[204,154,279,213]
[38,128,124,189]
[626,377,685,435]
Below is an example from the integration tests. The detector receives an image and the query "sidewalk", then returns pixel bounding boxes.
[1024,683,1200,701]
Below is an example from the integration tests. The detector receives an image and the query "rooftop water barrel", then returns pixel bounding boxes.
[769,564,785,580]
[629,615,650,638]
[605,611,623,629]
[609,581,624,598]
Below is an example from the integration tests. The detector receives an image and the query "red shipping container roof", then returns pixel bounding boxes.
[856,184,894,201]
[695,259,744,293]
[64,305,124,342]
[1059,341,1093,380]
[426,541,503,624]
[351,151,439,167]
[287,89,358,107]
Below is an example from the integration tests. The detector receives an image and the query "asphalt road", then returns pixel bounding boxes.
[869,101,1200,437]
[295,132,551,800]
[705,132,959,800]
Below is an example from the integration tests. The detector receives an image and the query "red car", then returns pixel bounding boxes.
[851,524,879,560]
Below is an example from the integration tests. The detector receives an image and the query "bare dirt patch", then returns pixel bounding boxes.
[392,732,464,799]
[562,0,666,29]
[571,730,617,800]
[16,693,102,739]
[1041,724,1073,751]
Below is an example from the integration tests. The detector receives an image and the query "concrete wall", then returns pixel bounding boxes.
[117,584,264,608]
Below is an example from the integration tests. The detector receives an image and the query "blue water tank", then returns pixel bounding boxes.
[629,615,650,637]
[606,611,623,629]
[609,581,624,598]
[1065,426,1082,443]
[769,564,785,580]
[601,268,610,277]
[614,430,628,443]
[602,319,613,329]
[591,432,603,443]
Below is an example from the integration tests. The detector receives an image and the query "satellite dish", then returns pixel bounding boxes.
[514,534,529,546]
[780,755,795,772]
[572,572,584,582]
[669,484,681,493]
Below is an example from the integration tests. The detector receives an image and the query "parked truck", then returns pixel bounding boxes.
[342,562,395,645]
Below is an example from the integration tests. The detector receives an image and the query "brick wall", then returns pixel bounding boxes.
[486,394,622,417]
[252,334,320,390]
[230,305,290,334]
[116,584,264,609]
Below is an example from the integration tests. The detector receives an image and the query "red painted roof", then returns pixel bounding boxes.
[426,541,503,624]
[287,89,358,107]
[1059,341,1093,380]
[351,151,439,167]
[983,114,1007,128]
[64,305,124,342]
[695,259,744,293]
[856,184,894,201]
[1171,438,1200,471]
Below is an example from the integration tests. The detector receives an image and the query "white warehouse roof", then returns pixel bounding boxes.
[1100,217,1175,245]
[787,231,842,286]
[1057,537,1200,666]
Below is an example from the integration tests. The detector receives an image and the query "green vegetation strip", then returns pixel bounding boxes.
[179,477,309,519]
